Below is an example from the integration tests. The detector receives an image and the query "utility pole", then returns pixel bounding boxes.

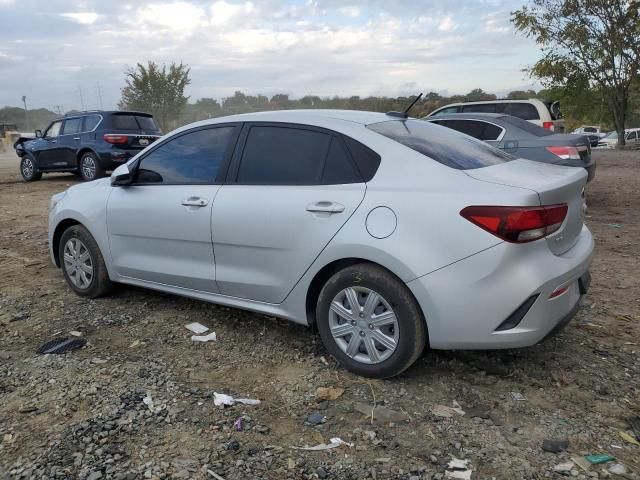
[53,105,63,115]
[21,96,30,132]
[78,86,85,110]
[96,83,104,109]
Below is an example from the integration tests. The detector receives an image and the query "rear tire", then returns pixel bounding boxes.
[79,152,104,181]
[20,155,42,182]
[316,263,427,378]
[59,225,113,298]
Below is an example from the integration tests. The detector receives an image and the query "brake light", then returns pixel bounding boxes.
[543,121,555,130]
[103,134,128,144]
[460,204,568,243]
[546,146,581,160]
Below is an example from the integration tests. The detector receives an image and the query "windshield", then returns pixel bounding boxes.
[603,131,617,139]
[368,120,513,170]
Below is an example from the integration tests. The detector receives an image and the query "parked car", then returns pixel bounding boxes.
[572,125,604,136]
[425,113,595,182]
[15,110,162,182]
[596,128,640,149]
[426,98,564,132]
[48,110,593,378]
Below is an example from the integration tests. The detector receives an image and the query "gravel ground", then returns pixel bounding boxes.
[0,150,639,480]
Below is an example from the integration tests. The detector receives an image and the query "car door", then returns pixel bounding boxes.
[626,130,638,145]
[212,123,366,303]
[58,116,84,167]
[36,120,65,168]
[107,124,240,292]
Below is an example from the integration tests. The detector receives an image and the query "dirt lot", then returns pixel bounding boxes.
[0,150,639,480]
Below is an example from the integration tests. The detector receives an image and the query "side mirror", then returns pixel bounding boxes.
[111,164,133,186]
[35,129,43,138]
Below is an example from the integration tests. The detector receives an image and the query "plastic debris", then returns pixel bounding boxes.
[142,394,163,414]
[585,454,615,464]
[510,392,527,401]
[553,461,574,473]
[316,386,344,401]
[571,456,591,472]
[191,332,217,342]
[619,430,640,446]
[185,322,209,334]
[607,223,622,228]
[354,402,408,422]
[69,330,82,337]
[290,437,353,451]
[304,412,326,426]
[542,439,569,453]
[608,463,628,476]
[445,470,472,479]
[448,458,469,470]
[431,403,465,418]
[207,470,226,480]
[37,337,86,354]
[233,417,243,431]
[213,392,260,407]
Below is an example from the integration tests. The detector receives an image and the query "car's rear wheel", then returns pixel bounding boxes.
[20,155,42,182]
[59,225,113,298]
[79,152,104,181]
[316,263,427,378]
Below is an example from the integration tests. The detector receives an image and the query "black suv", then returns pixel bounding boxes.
[14,111,162,182]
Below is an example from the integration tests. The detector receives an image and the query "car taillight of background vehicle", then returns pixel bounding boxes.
[460,204,568,243]
[103,134,128,144]
[542,121,555,130]
[545,146,585,160]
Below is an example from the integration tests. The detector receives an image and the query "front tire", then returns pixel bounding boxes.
[20,155,42,182]
[316,263,427,378]
[59,225,113,298]
[79,152,104,182]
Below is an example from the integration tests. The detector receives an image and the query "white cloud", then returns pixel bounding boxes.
[338,6,360,18]
[60,12,99,25]
[210,1,255,27]
[137,2,206,32]
[438,16,456,32]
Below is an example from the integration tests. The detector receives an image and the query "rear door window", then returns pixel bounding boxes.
[84,114,101,131]
[461,104,495,113]
[499,102,540,120]
[136,126,236,184]
[431,106,461,116]
[368,120,512,170]
[433,120,503,141]
[62,118,82,135]
[237,126,330,185]
[322,137,361,184]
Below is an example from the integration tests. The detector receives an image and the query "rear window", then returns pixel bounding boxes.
[500,116,553,136]
[368,120,512,170]
[498,102,540,120]
[112,114,158,131]
[583,127,597,133]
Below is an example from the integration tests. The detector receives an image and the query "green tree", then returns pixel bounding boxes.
[119,61,191,132]
[506,90,538,100]
[512,0,640,147]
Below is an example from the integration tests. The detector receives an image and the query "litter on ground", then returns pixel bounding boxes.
[185,322,209,334]
[191,332,217,342]
[213,392,260,407]
[290,437,353,451]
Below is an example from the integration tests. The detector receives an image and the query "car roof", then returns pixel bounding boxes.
[190,109,404,128]
[62,110,152,119]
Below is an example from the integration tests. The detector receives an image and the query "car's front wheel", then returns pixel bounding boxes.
[316,263,427,378]
[79,152,104,182]
[59,225,113,298]
[20,155,42,182]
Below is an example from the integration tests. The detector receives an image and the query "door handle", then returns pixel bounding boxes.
[306,201,345,214]
[181,197,208,207]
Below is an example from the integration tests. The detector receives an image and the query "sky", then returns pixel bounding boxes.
[0,0,542,111]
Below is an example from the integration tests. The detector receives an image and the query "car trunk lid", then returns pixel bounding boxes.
[464,159,587,255]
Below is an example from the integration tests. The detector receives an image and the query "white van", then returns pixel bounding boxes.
[596,128,640,149]
[426,99,564,132]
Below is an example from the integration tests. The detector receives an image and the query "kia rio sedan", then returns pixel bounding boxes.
[48,110,593,378]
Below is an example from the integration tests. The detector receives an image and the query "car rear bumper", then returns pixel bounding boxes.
[407,224,594,349]
[99,149,139,170]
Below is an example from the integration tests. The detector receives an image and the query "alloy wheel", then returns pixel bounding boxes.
[63,238,94,289]
[82,156,96,180]
[22,158,34,178]
[328,286,399,364]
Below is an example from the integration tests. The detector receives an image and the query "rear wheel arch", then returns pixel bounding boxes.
[306,258,428,335]
[76,148,99,168]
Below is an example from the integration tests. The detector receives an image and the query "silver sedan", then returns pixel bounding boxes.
[48,110,593,378]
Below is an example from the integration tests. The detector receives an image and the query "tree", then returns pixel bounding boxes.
[506,90,537,100]
[119,61,191,131]
[463,88,497,102]
[512,1,640,147]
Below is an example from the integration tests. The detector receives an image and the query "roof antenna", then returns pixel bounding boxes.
[386,93,423,119]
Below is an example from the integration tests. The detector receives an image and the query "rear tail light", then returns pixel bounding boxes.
[546,146,581,160]
[103,134,128,144]
[542,121,555,130]
[460,204,568,243]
